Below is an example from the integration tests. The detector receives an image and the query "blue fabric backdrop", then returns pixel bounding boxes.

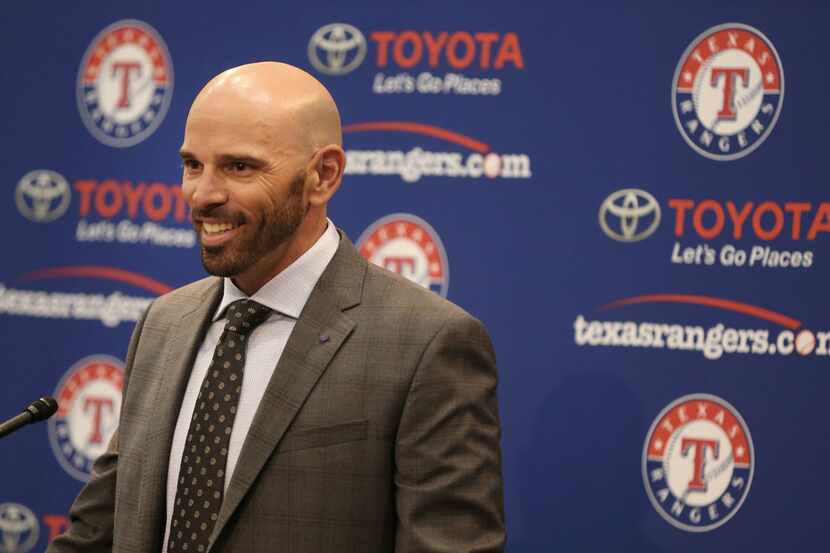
[1,1,828,550]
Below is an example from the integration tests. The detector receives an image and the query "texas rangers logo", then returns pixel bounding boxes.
[48,355,125,481]
[357,214,449,297]
[642,394,754,532]
[77,20,174,147]
[672,23,783,160]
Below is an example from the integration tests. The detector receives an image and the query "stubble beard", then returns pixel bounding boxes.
[198,173,307,278]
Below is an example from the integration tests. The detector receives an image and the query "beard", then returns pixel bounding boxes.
[197,172,306,278]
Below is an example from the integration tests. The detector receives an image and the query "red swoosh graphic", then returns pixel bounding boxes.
[599,294,801,330]
[343,121,491,153]
[19,266,172,296]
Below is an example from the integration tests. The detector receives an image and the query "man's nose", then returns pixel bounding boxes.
[188,170,228,210]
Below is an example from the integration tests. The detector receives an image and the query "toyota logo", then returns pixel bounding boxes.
[0,503,39,553]
[598,189,661,242]
[15,169,72,223]
[307,23,367,76]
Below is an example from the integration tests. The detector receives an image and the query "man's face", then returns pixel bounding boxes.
[179,102,309,282]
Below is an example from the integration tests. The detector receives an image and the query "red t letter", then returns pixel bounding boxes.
[111,62,142,108]
[710,67,749,120]
[681,437,719,492]
[84,397,114,445]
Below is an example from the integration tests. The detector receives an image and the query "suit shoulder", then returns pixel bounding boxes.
[362,262,478,326]
[146,276,219,317]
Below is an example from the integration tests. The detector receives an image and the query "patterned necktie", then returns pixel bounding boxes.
[166,299,272,553]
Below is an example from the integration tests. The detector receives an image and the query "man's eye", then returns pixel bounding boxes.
[231,162,250,172]
[183,159,201,171]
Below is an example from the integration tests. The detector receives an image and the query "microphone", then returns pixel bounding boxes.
[0,397,58,439]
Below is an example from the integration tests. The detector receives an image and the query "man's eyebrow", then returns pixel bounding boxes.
[177,151,266,166]
[216,154,267,166]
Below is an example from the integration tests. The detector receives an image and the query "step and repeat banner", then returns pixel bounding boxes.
[1,1,828,551]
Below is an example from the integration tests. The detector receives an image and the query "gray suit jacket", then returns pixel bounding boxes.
[48,235,505,552]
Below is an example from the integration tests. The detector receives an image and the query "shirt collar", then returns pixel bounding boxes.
[213,219,340,321]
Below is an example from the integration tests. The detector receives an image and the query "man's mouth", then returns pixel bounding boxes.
[202,221,238,235]
[199,220,242,247]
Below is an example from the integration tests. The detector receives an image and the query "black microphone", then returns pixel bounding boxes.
[0,397,58,439]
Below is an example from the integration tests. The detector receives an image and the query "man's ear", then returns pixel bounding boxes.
[307,144,345,207]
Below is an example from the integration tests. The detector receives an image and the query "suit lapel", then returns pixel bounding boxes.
[140,279,222,551]
[209,235,366,547]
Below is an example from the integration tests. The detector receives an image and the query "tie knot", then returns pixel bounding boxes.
[224,300,272,336]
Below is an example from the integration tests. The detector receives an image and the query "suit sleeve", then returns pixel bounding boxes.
[46,304,150,553]
[394,310,506,553]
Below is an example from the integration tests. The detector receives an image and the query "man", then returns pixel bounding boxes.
[48,62,505,553]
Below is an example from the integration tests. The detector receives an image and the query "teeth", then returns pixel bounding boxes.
[203,222,236,234]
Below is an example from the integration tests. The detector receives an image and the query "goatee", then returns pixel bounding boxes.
[197,172,306,277]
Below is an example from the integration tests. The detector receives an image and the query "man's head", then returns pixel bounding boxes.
[180,62,345,295]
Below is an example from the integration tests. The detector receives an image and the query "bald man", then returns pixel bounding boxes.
[48,62,505,553]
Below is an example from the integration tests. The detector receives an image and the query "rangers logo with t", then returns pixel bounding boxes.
[672,23,783,160]
[356,213,449,297]
[642,394,754,532]
[48,355,125,481]
[77,19,174,147]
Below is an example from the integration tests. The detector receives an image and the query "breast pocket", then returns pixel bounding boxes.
[276,419,368,453]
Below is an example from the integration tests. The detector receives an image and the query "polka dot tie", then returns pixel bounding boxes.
[166,300,272,553]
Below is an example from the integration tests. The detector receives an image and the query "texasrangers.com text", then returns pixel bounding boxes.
[574,315,827,360]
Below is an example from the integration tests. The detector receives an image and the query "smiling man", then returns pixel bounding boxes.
[48,62,505,553]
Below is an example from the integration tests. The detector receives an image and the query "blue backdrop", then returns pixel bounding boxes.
[2,1,828,551]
